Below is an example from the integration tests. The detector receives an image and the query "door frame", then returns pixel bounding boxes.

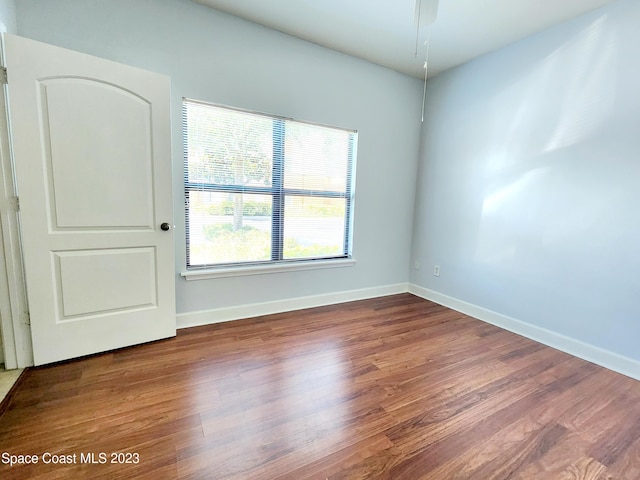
[0,35,33,369]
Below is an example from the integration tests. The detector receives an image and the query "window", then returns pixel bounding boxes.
[183,99,357,270]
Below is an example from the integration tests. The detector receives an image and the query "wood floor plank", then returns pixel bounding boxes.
[1,293,639,479]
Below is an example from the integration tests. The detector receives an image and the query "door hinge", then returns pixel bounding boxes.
[10,196,19,211]
[0,67,7,84]
[22,312,30,326]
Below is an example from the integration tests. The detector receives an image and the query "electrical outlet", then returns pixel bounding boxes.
[414,260,421,270]
[433,265,440,277]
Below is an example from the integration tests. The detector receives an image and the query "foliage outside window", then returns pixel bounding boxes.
[183,99,357,269]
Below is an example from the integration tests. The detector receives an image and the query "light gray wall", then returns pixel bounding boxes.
[0,0,16,33]
[15,0,423,314]
[411,0,640,361]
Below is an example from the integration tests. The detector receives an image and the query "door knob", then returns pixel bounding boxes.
[160,222,171,231]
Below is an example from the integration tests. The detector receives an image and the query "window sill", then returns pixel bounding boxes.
[181,258,356,281]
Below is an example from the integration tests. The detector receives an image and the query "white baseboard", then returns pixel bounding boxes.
[176,281,640,382]
[176,283,410,330]
[409,284,640,381]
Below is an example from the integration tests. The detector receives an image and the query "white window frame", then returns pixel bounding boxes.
[181,99,357,279]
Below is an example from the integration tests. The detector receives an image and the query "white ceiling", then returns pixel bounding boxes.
[193,0,618,78]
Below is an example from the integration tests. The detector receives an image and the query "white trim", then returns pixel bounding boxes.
[181,258,356,281]
[177,282,408,329]
[0,36,32,369]
[409,284,640,382]
[178,277,640,381]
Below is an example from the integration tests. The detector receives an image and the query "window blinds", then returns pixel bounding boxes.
[183,99,357,268]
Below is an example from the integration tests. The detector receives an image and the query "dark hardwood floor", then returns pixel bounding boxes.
[1,293,639,479]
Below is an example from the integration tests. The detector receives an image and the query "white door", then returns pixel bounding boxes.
[3,34,175,366]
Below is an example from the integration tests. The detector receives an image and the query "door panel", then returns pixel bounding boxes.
[54,247,157,318]
[3,33,175,365]
[42,78,155,230]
